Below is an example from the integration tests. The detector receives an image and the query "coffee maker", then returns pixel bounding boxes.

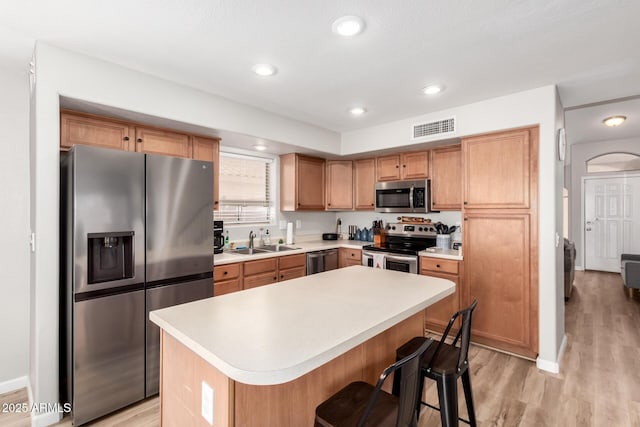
[214,221,224,254]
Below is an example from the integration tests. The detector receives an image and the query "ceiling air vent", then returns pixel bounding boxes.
[412,116,456,140]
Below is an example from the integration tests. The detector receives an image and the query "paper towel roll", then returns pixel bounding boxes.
[286,222,294,244]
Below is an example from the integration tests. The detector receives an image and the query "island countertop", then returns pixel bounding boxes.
[150,266,455,386]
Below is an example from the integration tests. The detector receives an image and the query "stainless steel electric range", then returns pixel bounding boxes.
[362,223,438,274]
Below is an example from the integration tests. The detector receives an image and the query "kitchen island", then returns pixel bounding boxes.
[150,265,455,426]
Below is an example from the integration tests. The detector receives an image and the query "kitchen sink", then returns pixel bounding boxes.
[260,245,300,252]
[228,248,271,255]
[227,245,301,255]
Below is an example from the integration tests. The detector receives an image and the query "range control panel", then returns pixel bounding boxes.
[385,223,438,237]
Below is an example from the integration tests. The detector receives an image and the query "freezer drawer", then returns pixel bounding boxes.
[145,278,213,396]
[73,290,145,426]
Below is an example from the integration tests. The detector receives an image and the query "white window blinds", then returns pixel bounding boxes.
[216,152,274,224]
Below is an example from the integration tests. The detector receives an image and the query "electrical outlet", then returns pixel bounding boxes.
[296,219,302,229]
[279,220,287,230]
[201,381,214,425]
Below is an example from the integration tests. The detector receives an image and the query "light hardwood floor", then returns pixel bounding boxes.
[1,271,638,426]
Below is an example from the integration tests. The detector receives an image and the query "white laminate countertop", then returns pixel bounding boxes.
[418,247,463,260]
[214,240,370,265]
[214,239,462,264]
[150,266,455,385]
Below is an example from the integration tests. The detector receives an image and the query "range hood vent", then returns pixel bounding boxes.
[412,116,456,140]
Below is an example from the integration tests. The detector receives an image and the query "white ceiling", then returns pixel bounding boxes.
[565,96,640,145]
[1,0,640,135]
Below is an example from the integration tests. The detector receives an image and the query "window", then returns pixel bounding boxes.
[216,152,274,224]
[586,152,640,173]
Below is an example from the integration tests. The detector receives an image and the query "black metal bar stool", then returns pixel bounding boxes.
[392,300,478,427]
[314,338,434,427]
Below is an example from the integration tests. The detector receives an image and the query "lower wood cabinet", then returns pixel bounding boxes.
[243,258,278,289]
[278,254,306,281]
[339,248,362,268]
[420,257,461,333]
[463,212,537,358]
[214,262,243,296]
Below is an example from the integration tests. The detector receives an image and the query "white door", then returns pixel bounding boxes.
[584,176,640,272]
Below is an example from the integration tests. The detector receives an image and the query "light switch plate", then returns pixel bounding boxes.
[279,220,287,230]
[201,381,214,425]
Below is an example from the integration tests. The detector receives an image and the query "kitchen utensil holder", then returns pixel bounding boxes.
[436,234,451,249]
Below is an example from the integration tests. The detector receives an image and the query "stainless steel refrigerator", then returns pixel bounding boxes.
[60,145,213,425]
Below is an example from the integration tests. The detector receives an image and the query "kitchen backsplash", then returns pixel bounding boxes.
[216,210,462,246]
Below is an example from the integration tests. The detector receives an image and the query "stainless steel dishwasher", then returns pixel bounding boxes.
[306,249,339,275]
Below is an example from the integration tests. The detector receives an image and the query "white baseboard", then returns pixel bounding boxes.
[536,334,567,374]
[0,375,29,394]
[575,265,584,271]
[31,409,62,427]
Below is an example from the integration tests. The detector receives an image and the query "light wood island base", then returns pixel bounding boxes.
[160,312,424,427]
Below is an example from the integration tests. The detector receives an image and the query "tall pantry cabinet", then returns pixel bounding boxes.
[461,127,539,359]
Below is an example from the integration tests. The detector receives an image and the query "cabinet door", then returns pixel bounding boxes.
[431,145,462,210]
[463,129,531,209]
[339,248,362,268]
[279,266,306,282]
[134,127,192,158]
[401,151,429,180]
[192,136,220,211]
[463,212,537,357]
[297,155,326,210]
[61,112,132,151]
[215,278,242,296]
[278,253,306,270]
[244,258,277,276]
[421,270,460,333]
[354,158,375,210]
[376,155,401,181]
[244,271,279,289]
[326,161,353,210]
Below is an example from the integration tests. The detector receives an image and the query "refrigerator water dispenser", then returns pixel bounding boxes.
[87,231,135,283]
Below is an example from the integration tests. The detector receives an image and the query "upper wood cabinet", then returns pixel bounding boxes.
[376,151,429,182]
[280,154,326,211]
[134,127,192,158]
[376,155,401,181]
[192,136,221,211]
[354,158,375,210]
[61,111,133,151]
[462,128,534,209]
[326,160,353,210]
[401,151,429,180]
[430,145,462,210]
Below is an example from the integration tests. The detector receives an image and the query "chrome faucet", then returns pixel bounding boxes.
[249,231,255,249]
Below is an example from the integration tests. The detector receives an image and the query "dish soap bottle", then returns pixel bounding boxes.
[224,230,230,250]
[265,229,272,245]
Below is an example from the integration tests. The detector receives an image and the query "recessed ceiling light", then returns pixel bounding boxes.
[253,144,267,151]
[332,16,365,37]
[349,106,367,116]
[422,85,444,95]
[602,115,627,127]
[252,64,277,77]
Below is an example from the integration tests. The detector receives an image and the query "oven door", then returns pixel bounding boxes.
[384,254,418,274]
[362,251,418,274]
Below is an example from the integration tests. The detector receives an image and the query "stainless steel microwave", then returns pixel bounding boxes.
[374,179,435,213]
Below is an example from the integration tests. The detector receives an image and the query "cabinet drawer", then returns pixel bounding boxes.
[343,249,362,260]
[214,263,241,281]
[279,266,306,282]
[215,278,242,296]
[244,271,278,289]
[278,253,306,270]
[244,258,277,276]
[420,257,459,275]
[344,258,362,267]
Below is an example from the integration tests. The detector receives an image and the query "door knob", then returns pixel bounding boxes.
[586,228,592,231]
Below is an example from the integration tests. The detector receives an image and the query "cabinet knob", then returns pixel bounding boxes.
[403,164,406,168]
[464,218,468,221]
[123,136,130,141]
[280,274,284,279]
[464,201,468,205]
[371,203,374,206]
[436,264,441,268]
[214,201,219,205]
[137,138,143,143]
[328,203,331,206]
[273,276,277,280]
[223,271,228,275]
[395,165,399,168]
